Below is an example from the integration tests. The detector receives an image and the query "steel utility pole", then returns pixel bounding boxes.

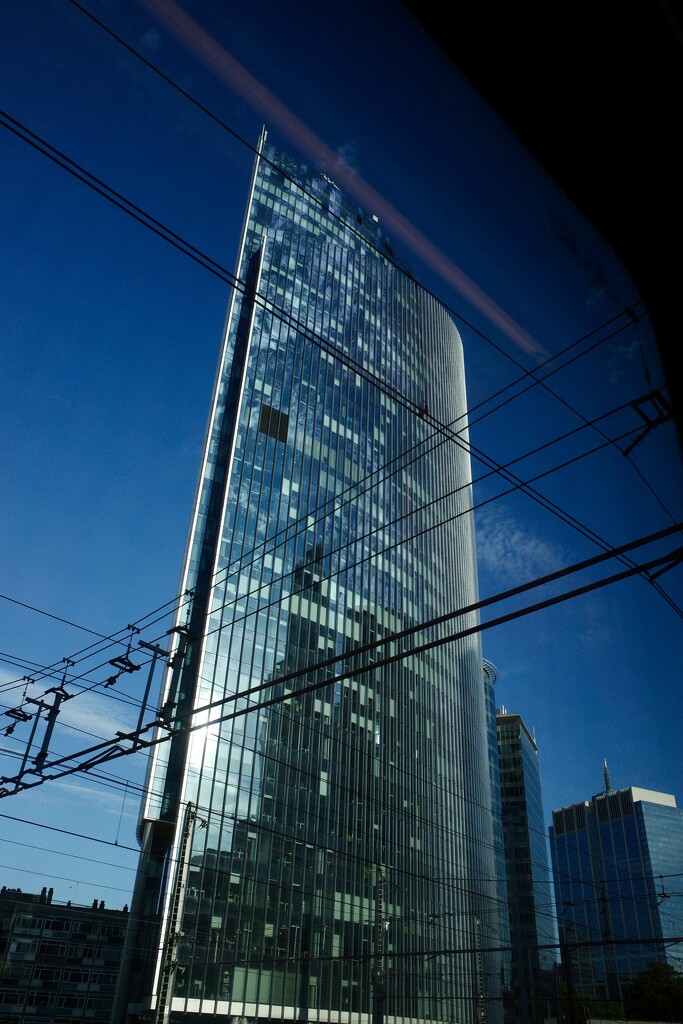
[373,868,385,1024]
[155,801,198,1024]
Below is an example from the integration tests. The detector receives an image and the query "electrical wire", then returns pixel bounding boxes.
[3,521,679,799]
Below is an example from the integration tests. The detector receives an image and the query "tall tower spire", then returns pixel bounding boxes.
[604,758,612,792]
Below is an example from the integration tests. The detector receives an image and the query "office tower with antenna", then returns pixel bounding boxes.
[115,130,501,1024]
[550,772,683,1007]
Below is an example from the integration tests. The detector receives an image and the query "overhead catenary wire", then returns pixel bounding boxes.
[0,387,671,765]
[2,520,680,800]
[0,584,193,696]
[0,105,669,485]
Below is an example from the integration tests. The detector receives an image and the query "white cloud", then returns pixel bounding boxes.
[57,691,138,741]
[0,665,30,700]
[0,668,137,742]
[51,773,141,818]
[475,504,566,585]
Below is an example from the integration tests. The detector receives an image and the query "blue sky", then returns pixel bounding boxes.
[1,0,681,913]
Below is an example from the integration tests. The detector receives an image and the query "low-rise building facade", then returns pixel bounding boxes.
[0,885,128,1024]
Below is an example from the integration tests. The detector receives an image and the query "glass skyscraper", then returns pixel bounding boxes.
[115,130,500,1024]
[483,665,513,1023]
[550,783,683,1005]
[496,709,557,1024]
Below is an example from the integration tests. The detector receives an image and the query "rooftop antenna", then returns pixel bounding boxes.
[604,758,612,792]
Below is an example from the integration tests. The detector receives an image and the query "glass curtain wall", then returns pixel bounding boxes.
[551,789,683,1004]
[496,712,557,1024]
[118,130,499,1024]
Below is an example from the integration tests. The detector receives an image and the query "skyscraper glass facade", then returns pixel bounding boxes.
[117,131,500,1024]
[550,786,683,1004]
[483,665,513,1022]
[496,710,557,1024]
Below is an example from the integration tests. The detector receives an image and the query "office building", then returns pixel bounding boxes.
[116,130,500,1024]
[0,885,128,1023]
[496,708,557,1023]
[549,777,683,1005]
[482,664,513,1022]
